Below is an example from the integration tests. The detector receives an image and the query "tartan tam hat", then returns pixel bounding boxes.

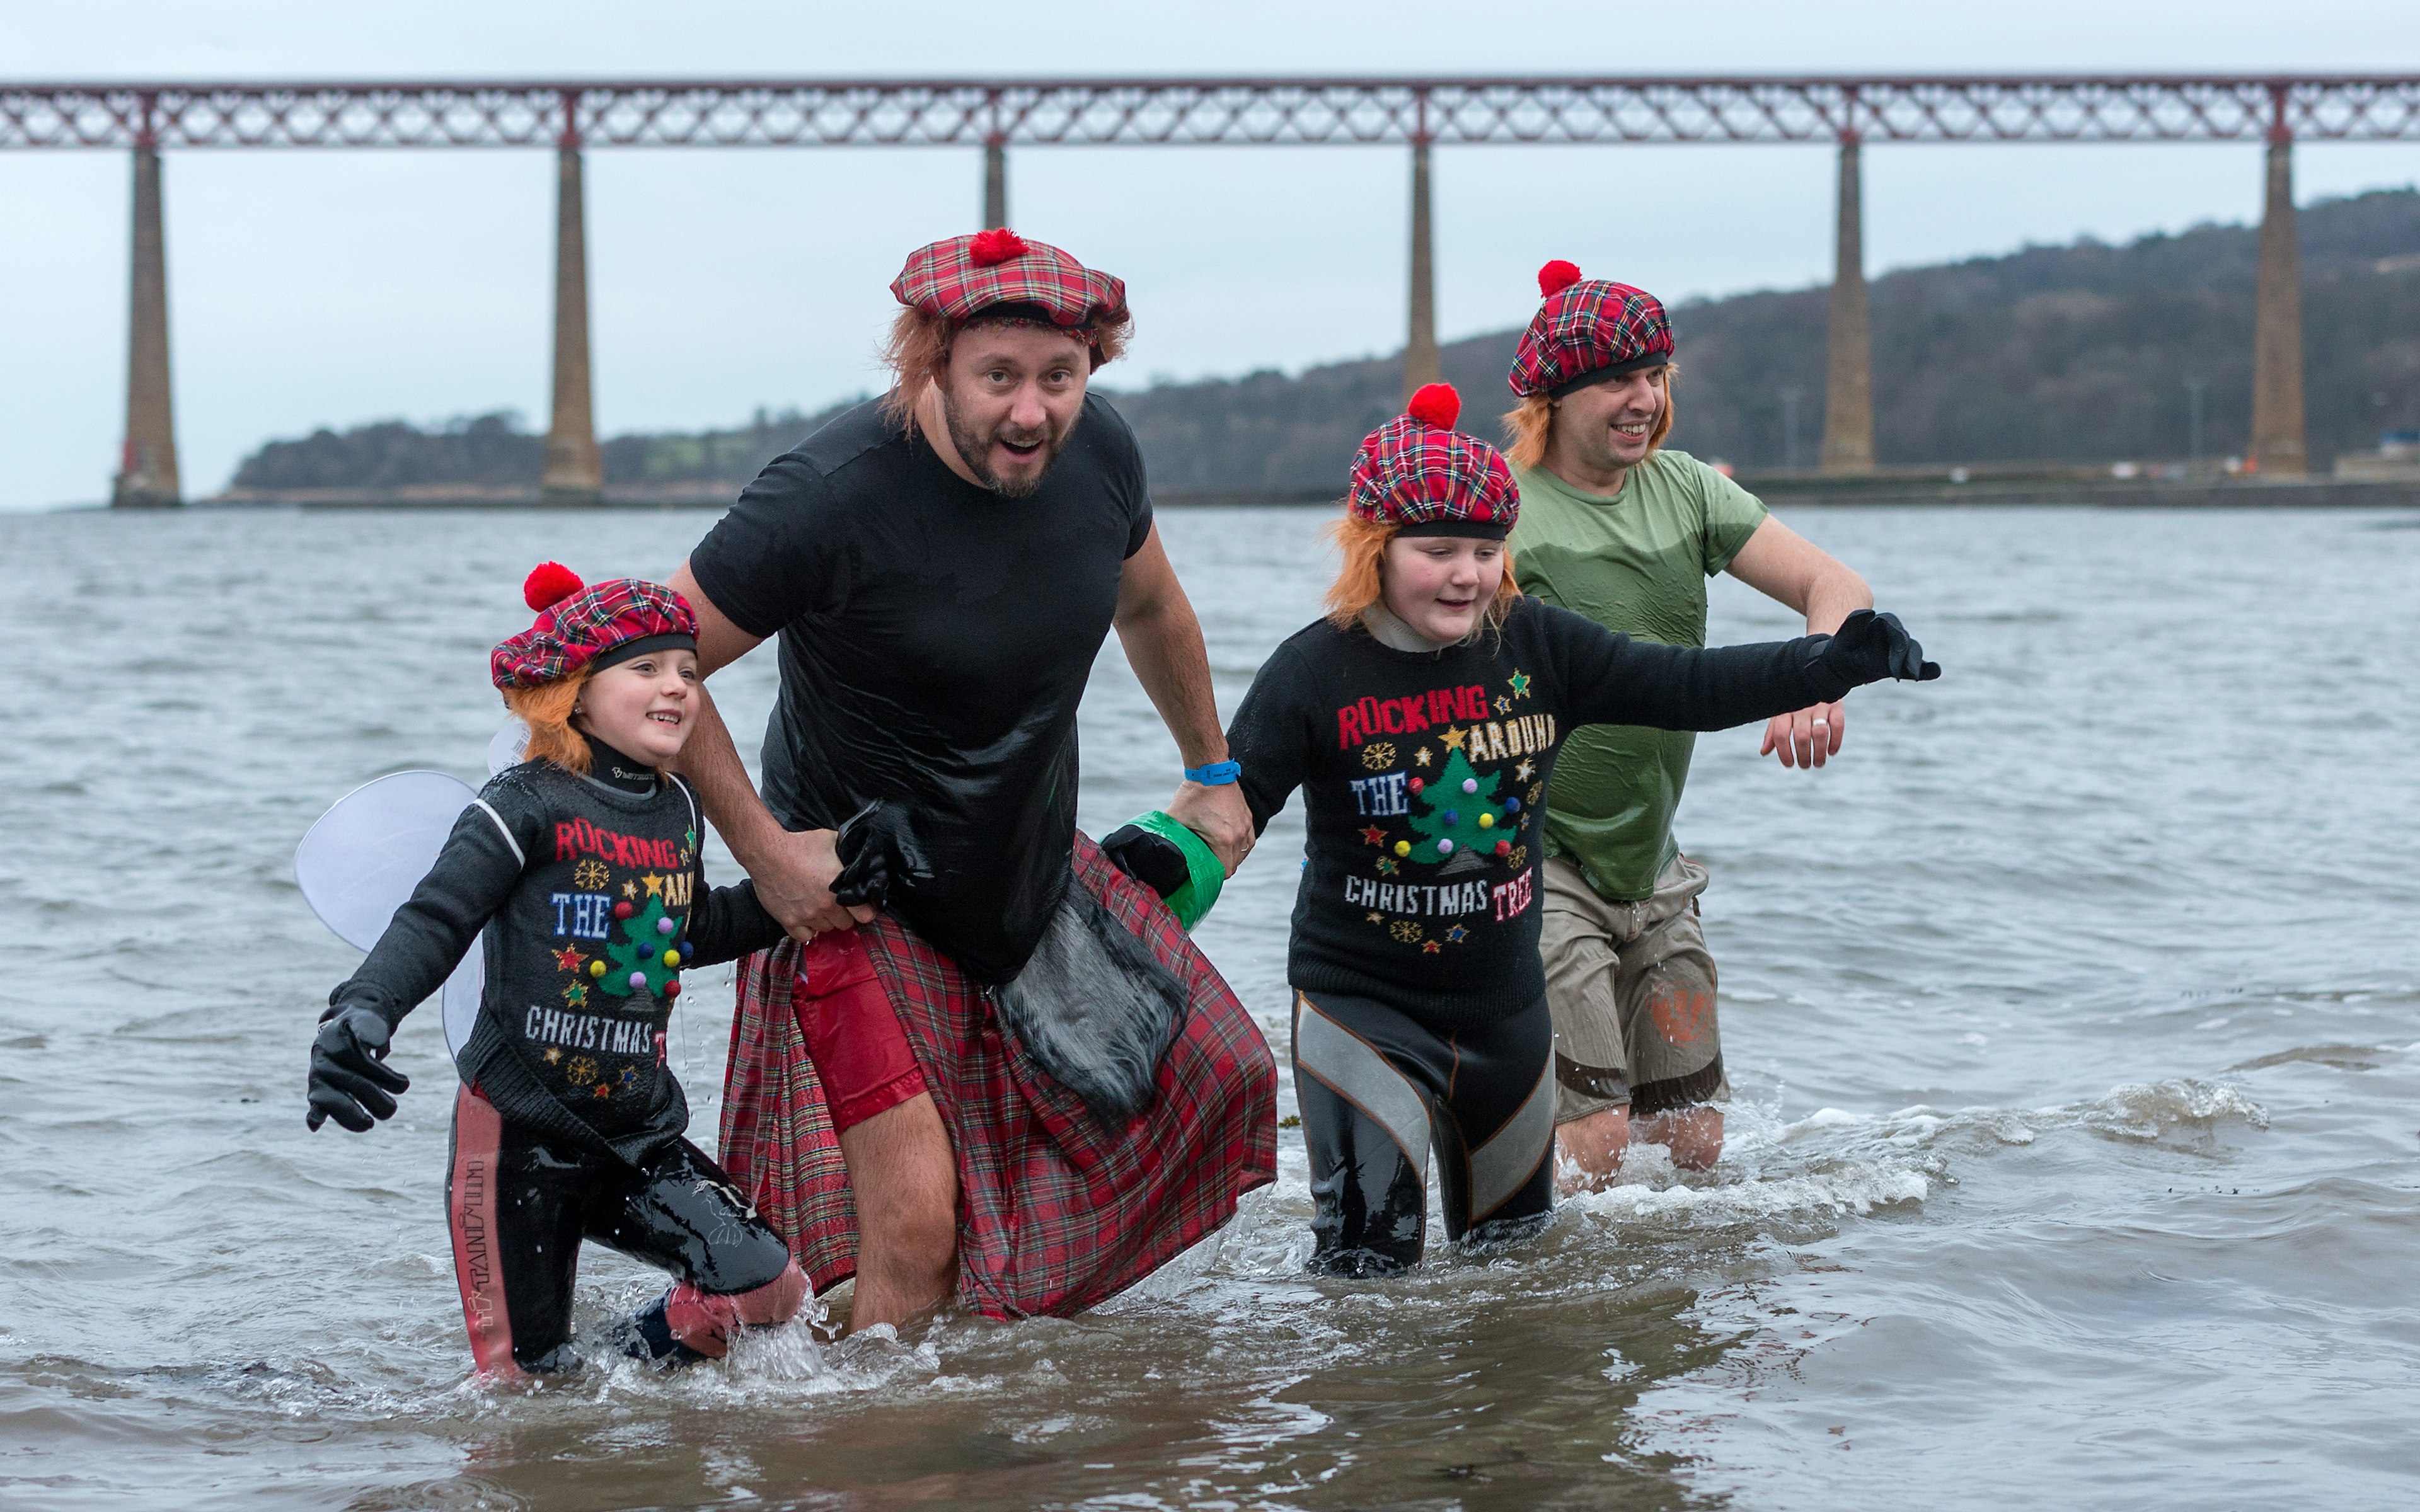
[1347,384,1519,539]
[890,227,1129,336]
[1508,259,1674,399]
[490,563,699,690]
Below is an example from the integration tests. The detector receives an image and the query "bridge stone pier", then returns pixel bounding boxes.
[1403,135,1439,404]
[2250,116,2308,475]
[113,134,179,507]
[1821,132,1876,475]
[983,135,1008,229]
[541,117,604,503]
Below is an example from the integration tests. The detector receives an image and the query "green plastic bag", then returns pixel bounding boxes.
[1120,810,1224,931]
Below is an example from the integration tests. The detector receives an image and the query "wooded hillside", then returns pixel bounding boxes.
[1110,187,2420,489]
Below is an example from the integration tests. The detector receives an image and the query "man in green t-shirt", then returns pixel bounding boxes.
[1504,261,1879,1186]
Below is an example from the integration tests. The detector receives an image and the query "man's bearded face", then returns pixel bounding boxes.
[940,323,1092,497]
[1553,366,1669,474]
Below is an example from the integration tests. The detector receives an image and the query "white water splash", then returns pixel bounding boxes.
[1559,1076,2268,1230]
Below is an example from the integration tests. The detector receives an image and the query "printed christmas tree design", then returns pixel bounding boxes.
[1405,747,1508,875]
[600,896,678,999]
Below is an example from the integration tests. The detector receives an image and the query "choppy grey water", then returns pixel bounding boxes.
[3,502,2416,1510]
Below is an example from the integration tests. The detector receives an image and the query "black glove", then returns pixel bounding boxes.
[306,1004,409,1133]
[1100,823,1191,901]
[832,801,931,912]
[1812,609,1940,693]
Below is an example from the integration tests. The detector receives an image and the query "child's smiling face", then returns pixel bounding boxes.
[575,650,700,767]
[1380,534,1504,645]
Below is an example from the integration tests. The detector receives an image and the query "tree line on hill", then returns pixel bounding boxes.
[226,404,858,493]
[1114,186,2420,489]
[228,188,2420,496]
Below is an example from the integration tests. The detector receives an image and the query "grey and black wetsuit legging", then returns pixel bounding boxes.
[1293,988,1555,1274]
[446,1084,801,1374]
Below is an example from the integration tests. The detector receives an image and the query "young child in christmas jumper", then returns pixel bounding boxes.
[1225,385,1939,1275]
[305,563,806,1377]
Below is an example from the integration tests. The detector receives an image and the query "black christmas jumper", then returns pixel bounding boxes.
[1227,597,1863,1031]
[329,745,783,1166]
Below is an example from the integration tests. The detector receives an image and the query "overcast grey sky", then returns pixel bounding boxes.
[4,1,2417,507]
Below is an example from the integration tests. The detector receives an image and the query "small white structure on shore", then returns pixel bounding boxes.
[2335,432,2420,480]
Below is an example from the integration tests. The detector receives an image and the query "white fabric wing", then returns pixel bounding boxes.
[294,769,485,1063]
[487,718,529,776]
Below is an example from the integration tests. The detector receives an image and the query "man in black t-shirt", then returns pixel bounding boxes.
[669,230,1270,1330]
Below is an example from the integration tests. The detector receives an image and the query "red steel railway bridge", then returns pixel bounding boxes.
[7,74,2420,504]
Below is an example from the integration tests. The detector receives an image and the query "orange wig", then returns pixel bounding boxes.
[499,666,595,777]
[1321,512,1521,633]
[1500,364,1679,471]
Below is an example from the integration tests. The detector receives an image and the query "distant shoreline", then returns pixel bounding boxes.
[179,472,2420,511]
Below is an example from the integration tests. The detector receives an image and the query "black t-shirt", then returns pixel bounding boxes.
[688,394,1154,983]
[1228,600,1848,1028]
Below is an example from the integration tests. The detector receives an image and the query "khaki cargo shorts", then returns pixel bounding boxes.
[1538,853,1729,1124]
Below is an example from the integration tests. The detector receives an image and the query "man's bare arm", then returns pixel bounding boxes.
[1724,515,1874,770]
[1113,524,1253,872]
[1114,526,1227,764]
[666,563,778,856]
[668,560,870,936]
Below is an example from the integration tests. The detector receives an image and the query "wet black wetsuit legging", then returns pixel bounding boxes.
[1291,990,1557,1275]
[446,1085,804,1375]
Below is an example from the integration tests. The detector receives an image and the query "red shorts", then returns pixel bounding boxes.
[792,928,929,1133]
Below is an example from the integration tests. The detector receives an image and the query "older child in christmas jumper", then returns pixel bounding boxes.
[306,564,805,1376]
[1226,386,1938,1275]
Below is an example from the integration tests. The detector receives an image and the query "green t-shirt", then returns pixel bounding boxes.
[1507,449,1768,902]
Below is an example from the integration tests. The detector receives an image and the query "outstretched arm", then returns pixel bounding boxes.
[1114,525,1253,874]
[1725,515,1873,769]
[311,797,530,1131]
[330,801,528,1031]
[1557,605,1933,735]
[667,561,872,939]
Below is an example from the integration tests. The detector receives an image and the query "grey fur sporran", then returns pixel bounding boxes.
[993,886,1189,1126]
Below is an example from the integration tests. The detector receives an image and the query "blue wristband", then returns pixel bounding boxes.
[1184,760,1242,786]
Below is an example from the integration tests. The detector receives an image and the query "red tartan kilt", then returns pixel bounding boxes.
[715,832,1278,1319]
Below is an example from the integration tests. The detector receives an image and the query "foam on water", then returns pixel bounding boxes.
[559,1072,2285,1418]
[1547,1077,2267,1236]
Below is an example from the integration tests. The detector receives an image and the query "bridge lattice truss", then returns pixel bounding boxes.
[6,76,2420,150]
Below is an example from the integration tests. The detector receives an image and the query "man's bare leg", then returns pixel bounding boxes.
[836,1091,959,1332]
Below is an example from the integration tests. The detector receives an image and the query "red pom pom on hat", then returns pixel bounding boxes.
[522,561,584,612]
[1537,259,1584,297]
[1407,382,1461,430]
[969,227,1030,266]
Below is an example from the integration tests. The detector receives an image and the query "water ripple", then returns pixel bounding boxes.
[2,503,2416,1509]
